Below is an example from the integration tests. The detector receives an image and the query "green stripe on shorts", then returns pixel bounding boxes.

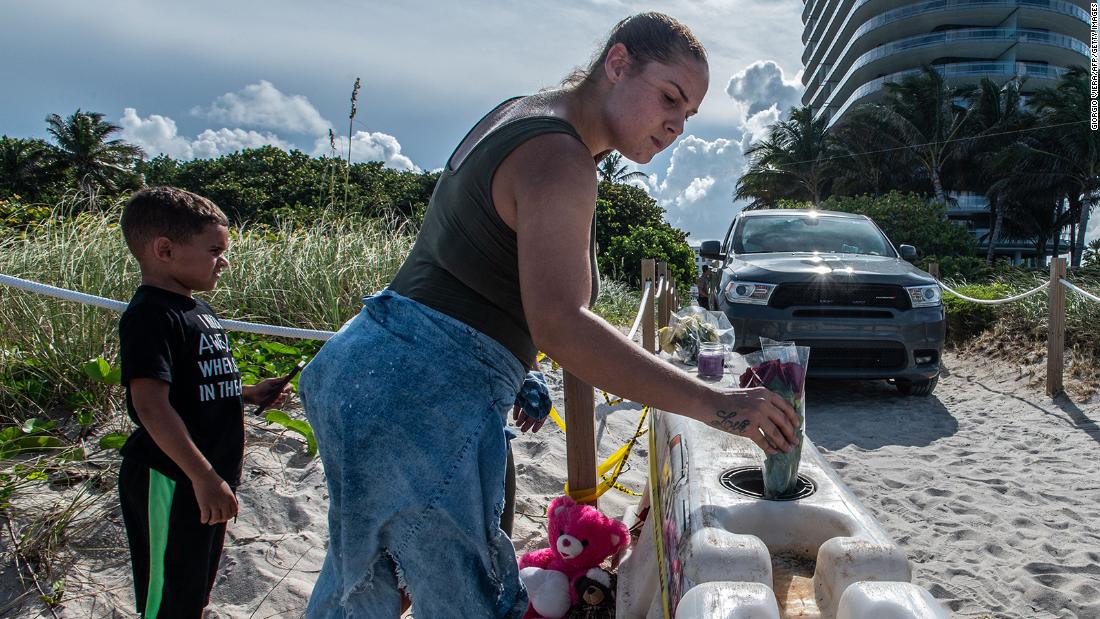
[145,469,175,618]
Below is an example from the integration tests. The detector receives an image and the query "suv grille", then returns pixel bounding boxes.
[770,283,909,310]
[798,340,908,371]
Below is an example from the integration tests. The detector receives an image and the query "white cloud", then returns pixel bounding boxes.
[120,108,290,160]
[190,127,291,159]
[315,131,418,171]
[725,60,803,126]
[122,99,418,169]
[681,176,716,206]
[193,80,331,135]
[120,108,195,159]
[648,134,752,240]
[742,106,782,146]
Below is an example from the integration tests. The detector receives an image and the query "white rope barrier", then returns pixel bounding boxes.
[626,280,653,342]
[597,278,659,448]
[1061,279,1100,304]
[937,279,1049,305]
[0,273,335,341]
[1,273,128,312]
[653,276,665,299]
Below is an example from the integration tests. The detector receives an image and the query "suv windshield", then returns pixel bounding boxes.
[733,214,894,256]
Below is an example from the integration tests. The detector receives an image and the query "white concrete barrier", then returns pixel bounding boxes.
[615,410,947,618]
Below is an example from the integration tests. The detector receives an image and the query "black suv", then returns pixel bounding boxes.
[701,209,945,396]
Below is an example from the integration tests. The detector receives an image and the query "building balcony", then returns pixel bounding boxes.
[804,0,876,49]
[823,61,1068,122]
[809,27,1089,112]
[948,191,992,212]
[802,0,1089,97]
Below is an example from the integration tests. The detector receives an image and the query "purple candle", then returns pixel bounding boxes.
[697,342,725,379]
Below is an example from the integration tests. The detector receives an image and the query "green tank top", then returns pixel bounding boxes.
[389,106,599,366]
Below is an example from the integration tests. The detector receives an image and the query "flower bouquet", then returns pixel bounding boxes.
[658,305,735,365]
[738,339,810,498]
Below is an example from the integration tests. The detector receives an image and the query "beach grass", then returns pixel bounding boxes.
[942,265,1100,395]
[0,203,414,418]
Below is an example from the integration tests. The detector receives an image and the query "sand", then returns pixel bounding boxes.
[1,351,1097,618]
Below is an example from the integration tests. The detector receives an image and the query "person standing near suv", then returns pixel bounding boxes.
[697,264,713,308]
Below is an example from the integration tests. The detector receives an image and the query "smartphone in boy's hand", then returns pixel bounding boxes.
[251,361,304,416]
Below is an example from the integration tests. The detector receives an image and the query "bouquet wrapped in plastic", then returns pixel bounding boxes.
[738,339,810,498]
[658,306,735,365]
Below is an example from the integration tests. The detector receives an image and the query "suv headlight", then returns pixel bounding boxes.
[906,285,942,308]
[724,281,776,305]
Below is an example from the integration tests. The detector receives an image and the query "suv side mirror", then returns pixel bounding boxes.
[700,240,724,259]
[899,244,917,260]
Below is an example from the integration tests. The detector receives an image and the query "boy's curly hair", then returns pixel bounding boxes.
[120,186,228,256]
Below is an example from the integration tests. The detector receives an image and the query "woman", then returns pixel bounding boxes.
[299,12,799,618]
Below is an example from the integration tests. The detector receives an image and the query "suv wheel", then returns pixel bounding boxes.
[895,375,938,396]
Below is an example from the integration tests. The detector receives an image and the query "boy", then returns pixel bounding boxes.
[117,186,289,618]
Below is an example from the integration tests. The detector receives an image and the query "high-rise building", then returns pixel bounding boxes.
[800,0,1091,263]
[801,0,1091,125]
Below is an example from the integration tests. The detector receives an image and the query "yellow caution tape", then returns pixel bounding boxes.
[533,352,645,501]
[648,411,672,619]
[563,406,649,502]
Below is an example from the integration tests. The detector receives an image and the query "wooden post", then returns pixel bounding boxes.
[928,262,940,280]
[669,276,679,312]
[641,259,656,354]
[657,261,670,329]
[1046,258,1066,398]
[563,370,597,504]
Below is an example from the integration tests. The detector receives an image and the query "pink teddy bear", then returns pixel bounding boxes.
[518,495,630,619]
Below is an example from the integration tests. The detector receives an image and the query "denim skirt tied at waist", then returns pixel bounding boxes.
[298,289,528,618]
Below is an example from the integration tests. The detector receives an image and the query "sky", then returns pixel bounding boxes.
[1,0,813,241]
[5,1,1093,245]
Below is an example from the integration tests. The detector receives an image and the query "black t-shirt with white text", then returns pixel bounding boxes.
[118,285,244,486]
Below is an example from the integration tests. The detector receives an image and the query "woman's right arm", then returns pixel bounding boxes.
[498,134,799,454]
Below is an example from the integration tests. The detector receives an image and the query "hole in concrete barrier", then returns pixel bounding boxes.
[719,467,817,501]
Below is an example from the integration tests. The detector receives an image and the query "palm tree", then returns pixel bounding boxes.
[1015,66,1098,267]
[829,109,925,197]
[1084,238,1100,265]
[45,109,144,198]
[736,106,834,208]
[597,151,648,184]
[0,137,57,198]
[956,78,1031,264]
[861,67,977,204]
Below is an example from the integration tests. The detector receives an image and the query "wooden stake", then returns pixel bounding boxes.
[1046,258,1066,398]
[657,261,670,329]
[928,262,940,280]
[641,259,656,354]
[563,369,597,505]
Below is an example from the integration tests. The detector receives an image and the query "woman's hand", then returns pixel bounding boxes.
[513,405,547,433]
[699,387,800,455]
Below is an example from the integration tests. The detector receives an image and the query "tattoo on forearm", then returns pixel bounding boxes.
[709,409,751,435]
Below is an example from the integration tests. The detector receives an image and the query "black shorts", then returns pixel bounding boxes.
[118,458,228,619]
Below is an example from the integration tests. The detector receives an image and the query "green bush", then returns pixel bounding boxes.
[595,182,666,252]
[137,148,439,226]
[941,282,1010,343]
[0,196,52,230]
[916,255,994,281]
[604,225,696,294]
